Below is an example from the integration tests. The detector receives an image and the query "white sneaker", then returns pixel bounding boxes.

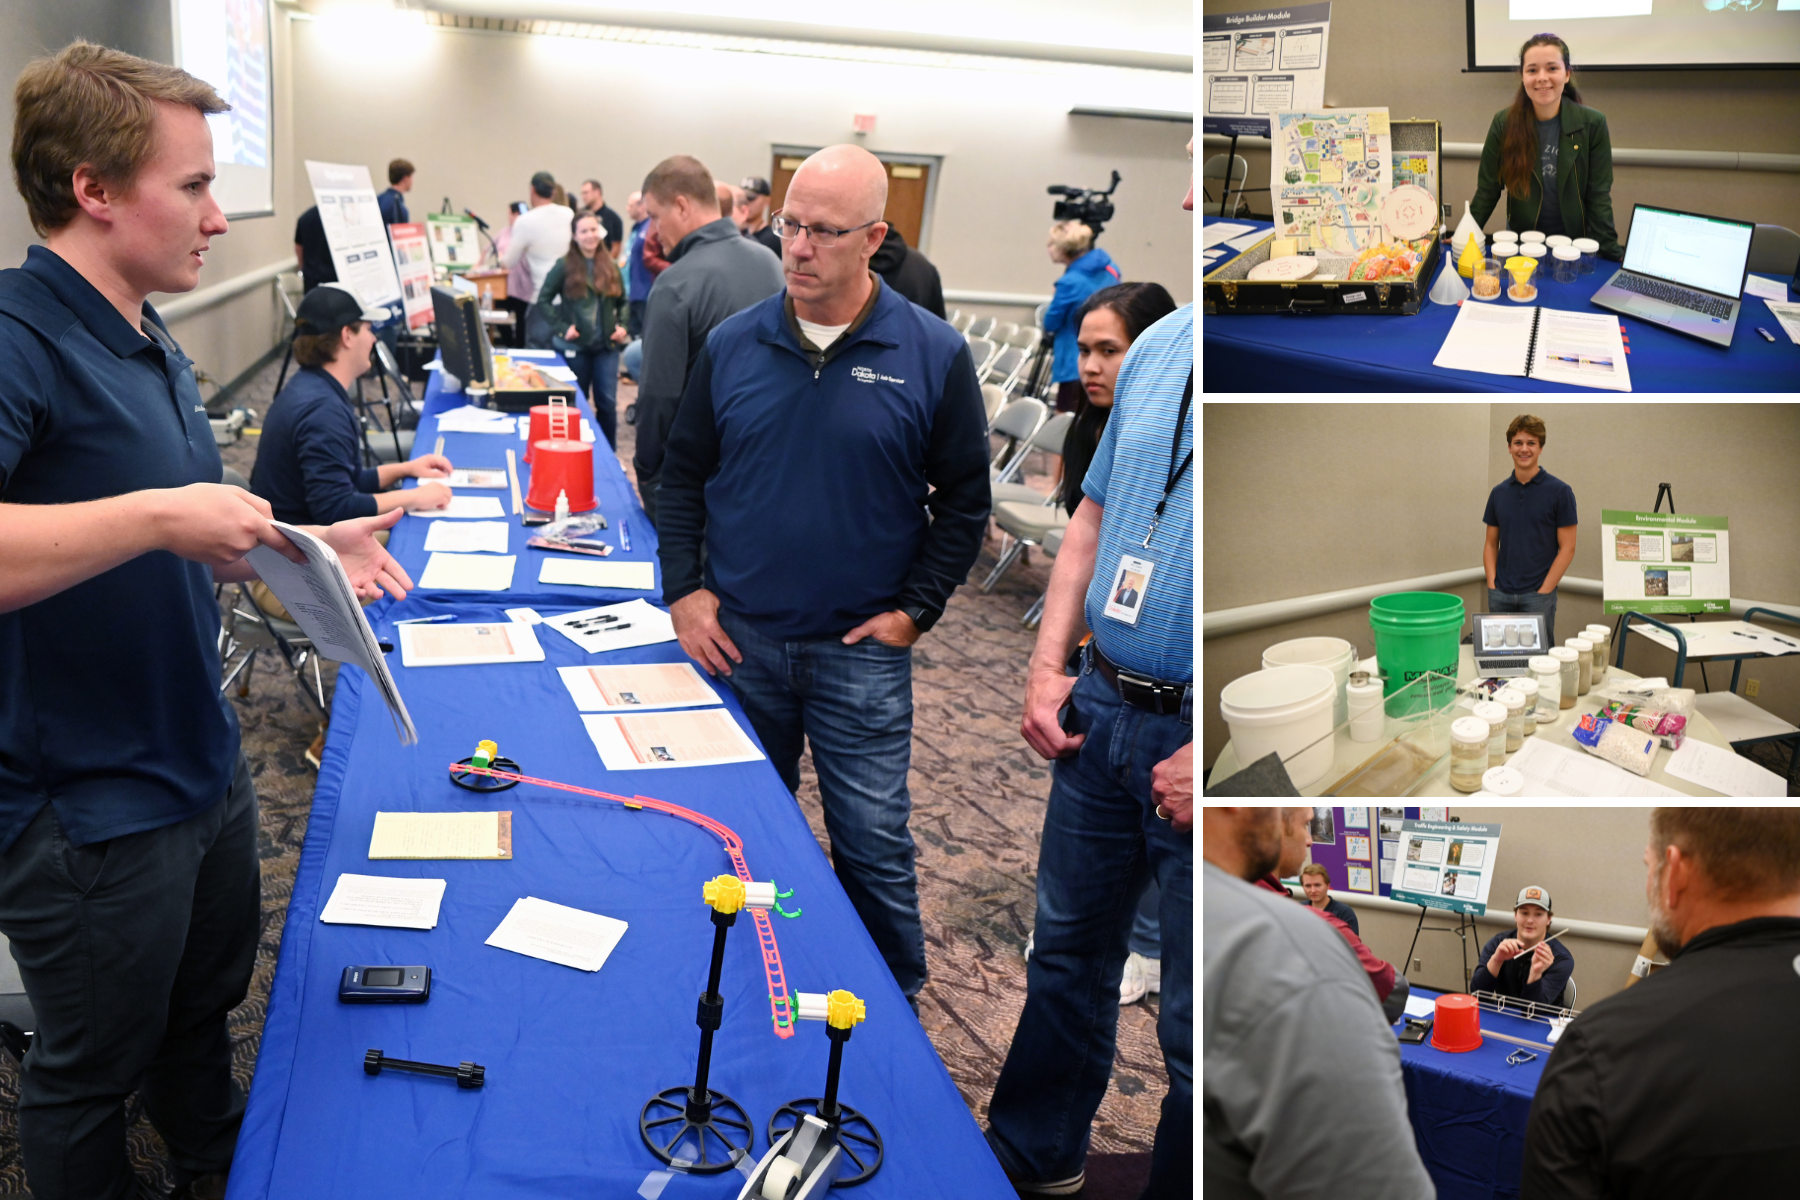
[1023,932,1034,962]
[1121,952,1162,1004]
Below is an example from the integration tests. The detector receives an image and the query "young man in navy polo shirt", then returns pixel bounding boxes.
[1484,414,1577,646]
[0,43,409,1200]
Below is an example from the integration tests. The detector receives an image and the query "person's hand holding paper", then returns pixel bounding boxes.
[305,509,413,601]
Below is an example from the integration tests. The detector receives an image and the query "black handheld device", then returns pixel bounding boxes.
[1398,1017,1432,1045]
[340,966,432,1004]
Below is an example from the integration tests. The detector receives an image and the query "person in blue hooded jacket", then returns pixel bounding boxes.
[1041,220,1119,412]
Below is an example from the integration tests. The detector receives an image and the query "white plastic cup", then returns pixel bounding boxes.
[1220,665,1338,789]
[1263,637,1356,728]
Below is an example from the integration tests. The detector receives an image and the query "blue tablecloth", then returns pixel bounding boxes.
[1396,989,1549,1200]
[228,607,1012,1195]
[1203,216,1800,392]
[386,357,664,608]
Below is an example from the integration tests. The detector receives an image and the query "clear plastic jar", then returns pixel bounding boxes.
[1530,655,1562,718]
[1584,625,1611,682]
[1573,237,1599,274]
[1511,678,1540,735]
[1472,700,1509,767]
[1567,637,1595,695]
[1545,234,1573,250]
[1551,647,1580,708]
[1553,244,1580,283]
[1496,688,1527,751]
[1521,230,1547,246]
[1451,716,1492,793]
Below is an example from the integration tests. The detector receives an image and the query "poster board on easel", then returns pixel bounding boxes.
[1389,821,1502,916]
[305,159,403,322]
[1294,807,1435,899]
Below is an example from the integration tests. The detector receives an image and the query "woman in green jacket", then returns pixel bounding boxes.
[1470,33,1624,261]
[539,211,629,447]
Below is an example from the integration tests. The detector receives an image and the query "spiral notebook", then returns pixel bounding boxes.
[1433,303,1631,392]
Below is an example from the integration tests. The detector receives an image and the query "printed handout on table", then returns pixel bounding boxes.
[1742,273,1787,302]
[397,620,543,667]
[1504,738,1685,797]
[1665,739,1786,797]
[370,811,513,860]
[434,406,517,434]
[539,558,656,590]
[415,496,507,519]
[320,873,445,930]
[448,469,509,489]
[581,709,765,771]
[423,521,510,554]
[1202,222,1256,250]
[418,552,517,592]
[485,896,628,972]
[557,662,722,712]
[1762,300,1800,344]
[543,599,677,653]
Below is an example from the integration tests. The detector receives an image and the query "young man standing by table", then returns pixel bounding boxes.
[1484,414,1577,646]
[0,43,409,1200]
[1470,884,1573,1005]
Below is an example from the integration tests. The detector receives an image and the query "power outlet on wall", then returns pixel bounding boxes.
[1746,679,1760,697]
[1413,958,1422,972]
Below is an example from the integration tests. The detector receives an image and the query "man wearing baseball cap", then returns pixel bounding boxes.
[738,175,781,256]
[1470,884,1574,1005]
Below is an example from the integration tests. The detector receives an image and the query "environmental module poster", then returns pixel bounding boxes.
[1601,509,1731,615]
[1389,821,1502,916]
[1202,3,1332,139]
[305,160,404,321]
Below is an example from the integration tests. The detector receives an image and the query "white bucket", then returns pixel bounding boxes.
[1262,637,1356,727]
[1220,665,1338,789]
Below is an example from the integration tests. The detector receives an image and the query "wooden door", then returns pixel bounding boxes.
[770,153,931,249]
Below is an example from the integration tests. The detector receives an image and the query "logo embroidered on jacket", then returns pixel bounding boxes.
[850,365,904,385]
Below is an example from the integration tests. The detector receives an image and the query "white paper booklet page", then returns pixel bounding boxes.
[423,521,510,554]
[557,662,722,711]
[1665,739,1785,797]
[319,874,446,929]
[539,559,656,590]
[1505,738,1684,798]
[418,552,517,591]
[398,621,545,667]
[486,896,628,972]
[415,495,507,519]
[1433,304,1631,392]
[581,709,765,770]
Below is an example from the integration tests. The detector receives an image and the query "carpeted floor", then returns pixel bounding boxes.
[0,361,1171,1197]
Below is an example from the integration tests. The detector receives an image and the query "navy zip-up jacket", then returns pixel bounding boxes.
[251,366,382,526]
[657,277,991,642]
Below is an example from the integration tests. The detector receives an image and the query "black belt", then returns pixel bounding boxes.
[1090,643,1191,718]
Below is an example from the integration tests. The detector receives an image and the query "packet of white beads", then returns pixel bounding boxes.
[1571,713,1657,777]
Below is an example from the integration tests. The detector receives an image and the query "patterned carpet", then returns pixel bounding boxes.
[0,363,1171,1196]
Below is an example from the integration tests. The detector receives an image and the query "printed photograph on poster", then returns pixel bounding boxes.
[1379,817,1405,838]
[1346,865,1374,893]
[1310,807,1336,845]
[1406,835,1445,865]
[1345,834,1371,861]
[1419,806,1449,822]
[1448,839,1487,868]
[1344,807,1369,829]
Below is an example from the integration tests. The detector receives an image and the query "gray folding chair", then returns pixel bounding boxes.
[982,498,1071,592]
[988,398,1048,483]
[984,345,1026,389]
[980,383,1008,426]
[967,315,996,339]
[966,336,1001,379]
[953,311,975,334]
[1747,224,1800,277]
[1204,154,1249,218]
[1022,526,1063,628]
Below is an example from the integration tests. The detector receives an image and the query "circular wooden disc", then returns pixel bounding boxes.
[1381,184,1437,241]
[1248,255,1319,281]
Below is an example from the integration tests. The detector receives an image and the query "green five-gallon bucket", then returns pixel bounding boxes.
[1369,592,1465,717]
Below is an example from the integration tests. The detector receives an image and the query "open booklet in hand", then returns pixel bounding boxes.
[244,522,417,743]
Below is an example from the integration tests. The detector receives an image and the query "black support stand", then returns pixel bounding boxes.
[768,1021,885,1187]
[1403,905,1480,993]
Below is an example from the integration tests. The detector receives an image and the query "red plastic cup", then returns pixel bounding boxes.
[1430,993,1482,1053]
[524,439,596,513]
[523,402,577,463]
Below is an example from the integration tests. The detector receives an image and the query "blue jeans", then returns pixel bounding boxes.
[1129,881,1161,958]
[985,663,1193,1196]
[715,608,928,998]
[621,337,643,382]
[1488,586,1558,648]
[563,348,619,448]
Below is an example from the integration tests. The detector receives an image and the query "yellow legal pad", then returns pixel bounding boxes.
[369,811,514,860]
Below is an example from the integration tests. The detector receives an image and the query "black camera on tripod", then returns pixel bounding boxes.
[1047,171,1121,236]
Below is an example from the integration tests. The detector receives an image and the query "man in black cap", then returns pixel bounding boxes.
[739,175,781,256]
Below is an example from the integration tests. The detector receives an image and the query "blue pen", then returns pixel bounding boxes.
[620,519,631,552]
[395,614,455,625]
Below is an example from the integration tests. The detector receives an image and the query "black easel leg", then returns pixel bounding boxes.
[1403,905,1428,977]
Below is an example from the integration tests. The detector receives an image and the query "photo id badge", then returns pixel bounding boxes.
[1102,555,1155,627]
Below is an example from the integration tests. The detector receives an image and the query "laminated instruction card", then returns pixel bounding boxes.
[581,708,765,771]
[1600,510,1730,616]
[486,897,628,972]
[1387,820,1503,916]
[370,811,513,859]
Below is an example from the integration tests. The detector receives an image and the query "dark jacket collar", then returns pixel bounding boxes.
[782,271,884,354]
[757,273,901,366]
[17,244,162,360]
[1672,915,1800,961]
[291,363,352,405]
[669,217,746,264]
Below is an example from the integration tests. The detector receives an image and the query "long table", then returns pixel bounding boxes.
[228,358,1013,1198]
[1396,988,1551,1200]
[1203,216,1800,392]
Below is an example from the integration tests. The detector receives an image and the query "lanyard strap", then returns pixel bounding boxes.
[1142,372,1193,549]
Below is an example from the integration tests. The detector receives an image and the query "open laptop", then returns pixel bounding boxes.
[1471,612,1549,679]
[1590,204,1755,348]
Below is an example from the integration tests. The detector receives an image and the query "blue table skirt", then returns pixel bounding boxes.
[385,360,664,608]
[1396,989,1549,1200]
[1203,216,1800,393]
[229,601,1013,1198]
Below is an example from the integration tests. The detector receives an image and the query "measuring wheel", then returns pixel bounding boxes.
[640,1084,753,1174]
[767,1099,883,1186]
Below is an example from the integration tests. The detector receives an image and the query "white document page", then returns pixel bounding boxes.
[1665,740,1786,797]
[434,406,517,433]
[1505,738,1685,798]
[1742,274,1787,302]
[1531,309,1632,392]
[418,552,517,591]
[506,349,559,360]
[581,709,765,771]
[244,522,416,743]
[397,621,543,667]
[1223,229,1270,253]
[557,662,722,711]
[1402,995,1437,1020]
[415,496,507,519]
[319,873,445,929]
[1202,221,1256,249]
[370,811,511,859]
[447,469,508,489]
[1762,300,1800,344]
[424,521,510,554]
[544,599,677,653]
[1432,302,1532,377]
[485,896,629,972]
[539,559,656,590]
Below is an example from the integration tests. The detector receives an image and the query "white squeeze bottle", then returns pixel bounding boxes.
[554,489,570,522]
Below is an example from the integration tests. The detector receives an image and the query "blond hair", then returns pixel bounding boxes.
[1048,220,1094,262]
[12,41,227,236]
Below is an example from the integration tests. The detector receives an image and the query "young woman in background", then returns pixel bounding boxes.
[539,212,629,447]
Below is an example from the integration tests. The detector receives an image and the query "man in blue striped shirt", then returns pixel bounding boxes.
[985,147,1194,1199]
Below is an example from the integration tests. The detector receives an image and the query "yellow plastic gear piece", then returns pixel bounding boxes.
[825,989,865,1030]
[703,874,746,914]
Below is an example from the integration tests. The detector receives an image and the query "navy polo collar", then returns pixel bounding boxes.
[21,244,164,361]
[297,363,352,405]
[1508,467,1547,487]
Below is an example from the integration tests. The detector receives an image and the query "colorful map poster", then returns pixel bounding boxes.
[1274,108,1393,255]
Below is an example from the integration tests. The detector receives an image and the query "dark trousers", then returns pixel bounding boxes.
[637,465,660,530]
[627,298,647,340]
[564,347,620,448]
[0,755,261,1200]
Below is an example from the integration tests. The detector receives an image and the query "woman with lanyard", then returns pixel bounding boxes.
[1470,32,1625,261]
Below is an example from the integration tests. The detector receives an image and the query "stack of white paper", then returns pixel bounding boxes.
[320,873,446,929]
[447,468,509,489]
[485,896,628,971]
[1665,739,1786,797]
[418,552,517,591]
[415,496,507,519]
[581,708,765,771]
[539,558,655,590]
[557,661,720,711]
[435,406,517,434]
[1505,738,1684,798]
[543,599,676,652]
[423,521,510,554]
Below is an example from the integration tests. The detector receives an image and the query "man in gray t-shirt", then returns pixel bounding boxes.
[1204,808,1436,1200]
